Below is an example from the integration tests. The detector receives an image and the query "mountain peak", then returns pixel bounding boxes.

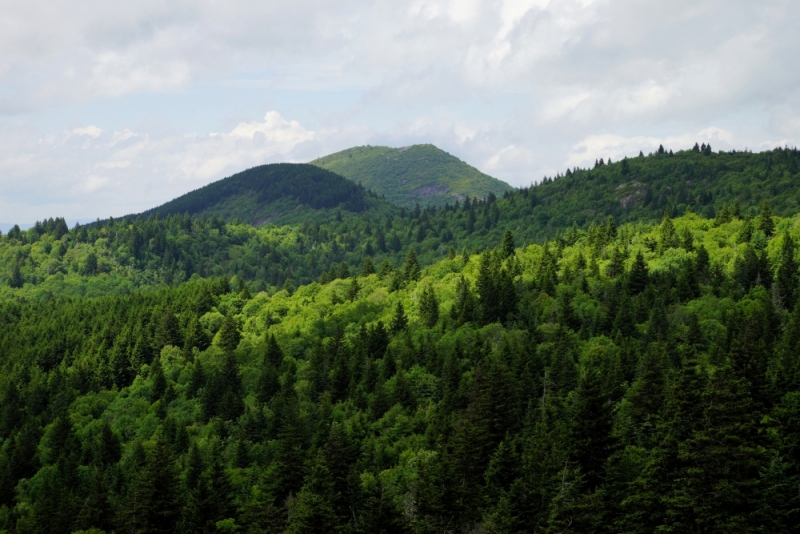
[310,144,512,208]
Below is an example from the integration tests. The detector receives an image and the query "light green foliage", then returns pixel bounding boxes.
[311,144,513,208]
[1,201,800,532]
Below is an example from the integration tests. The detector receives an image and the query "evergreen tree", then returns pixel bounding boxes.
[501,229,515,259]
[403,247,420,282]
[628,250,649,295]
[418,284,439,328]
[776,234,799,310]
[218,314,241,352]
[623,347,707,533]
[360,257,376,277]
[285,453,341,534]
[390,301,408,334]
[758,200,775,237]
[9,263,22,288]
[153,306,182,349]
[184,315,209,354]
[127,435,181,533]
[657,210,680,253]
[568,362,615,491]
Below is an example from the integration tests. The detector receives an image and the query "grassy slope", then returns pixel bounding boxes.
[310,144,513,208]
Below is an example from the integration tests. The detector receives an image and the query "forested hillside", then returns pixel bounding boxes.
[311,144,513,208]
[530,144,800,225]
[4,145,800,301]
[136,163,378,226]
[1,204,800,532]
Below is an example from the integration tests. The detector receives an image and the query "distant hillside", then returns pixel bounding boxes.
[135,163,386,226]
[525,145,800,228]
[310,144,513,208]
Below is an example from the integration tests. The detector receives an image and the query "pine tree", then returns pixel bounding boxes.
[285,453,341,534]
[657,210,680,253]
[418,284,439,328]
[622,347,707,533]
[664,365,764,531]
[501,229,515,259]
[568,365,615,491]
[776,234,799,310]
[758,200,775,237]
[218,314,241,352]
[628,250,649,295]
[9,263,22,288]
[184,315,209,354]
[403,247,420,282]
[128,435,181,533]
[153,306,182,349]
[360,257,376,277]
[477,251,501,323]
[390,301,408,334]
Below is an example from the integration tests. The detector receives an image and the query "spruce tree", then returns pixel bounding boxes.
[657,210,680,253]
[403,247,420,282]
[501,229,515,259]
[129,435,181,533]
[218,314,241,352]
[758,200,775,237]
[776,234,799,310]
[623,347,707,533]
[390,301,408,334]
[628,250,649,295]
[419,284,439,328]
[360,257,376,277]
[285,453,340,534]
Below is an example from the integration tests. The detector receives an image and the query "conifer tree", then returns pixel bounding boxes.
[347,277,361,301]
[776,234,799,310]
[218,314,241,352]
[9,263,22,288]
[360,257,376,276]
[285,453,341,534]
[128,435,181,533]
[390,301,408,334]
[183,315,209,354]
[628,250,649,295]
[758,200,775,237]
[418,284,439,328]
[568,364,615,491]
[501,229,515,259]
[657,210,680,253]
[403,247,420,282]
[153,306,182,349]
[623,347,707,532]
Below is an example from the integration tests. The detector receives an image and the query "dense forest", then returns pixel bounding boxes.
[3,146,800,302]
[1,200,800,532]
[136,164,374,225]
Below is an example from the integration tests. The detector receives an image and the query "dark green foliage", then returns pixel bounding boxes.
[140,163,368,221]
[1,199,800,533]
[418,284,439,328]
[218,314,241,352]
[390,301,408,334]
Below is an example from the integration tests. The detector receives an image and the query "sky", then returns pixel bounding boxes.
[1,0,798,225]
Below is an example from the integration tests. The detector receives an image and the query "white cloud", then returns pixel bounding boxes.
[0,0,798,221]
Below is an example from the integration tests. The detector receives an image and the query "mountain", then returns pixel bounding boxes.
[310,144,514,208]
[5,146,800,300]
[136,163,388,226]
